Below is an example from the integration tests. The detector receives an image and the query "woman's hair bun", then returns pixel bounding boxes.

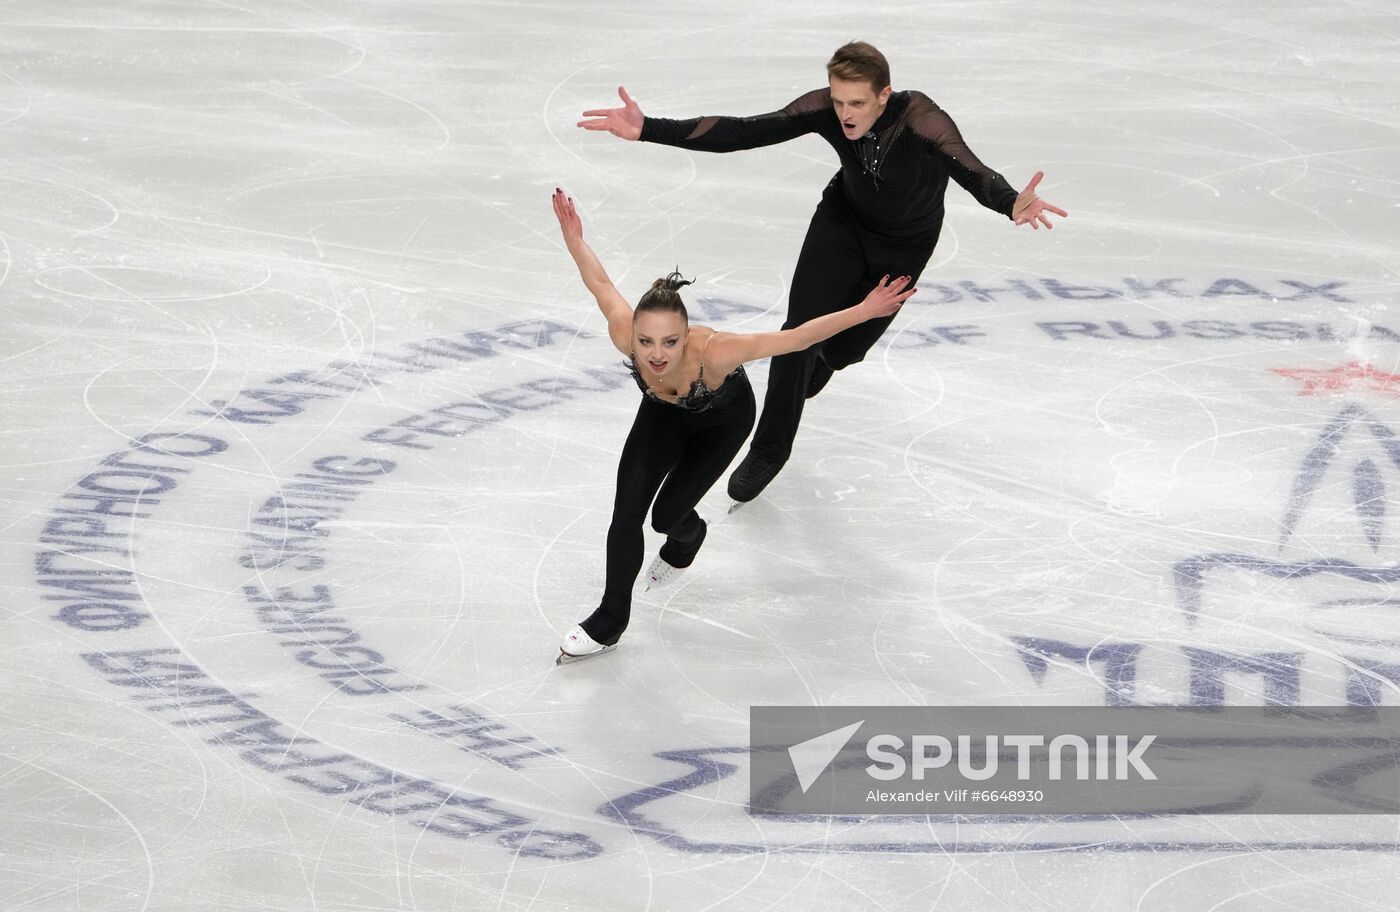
[636,268,694,320]
[652,270,695,293]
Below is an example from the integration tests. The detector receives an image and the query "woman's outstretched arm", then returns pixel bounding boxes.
[552,188,633,354]
[704,276,916,375]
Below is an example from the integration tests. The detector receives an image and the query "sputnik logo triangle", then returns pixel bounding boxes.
[788,720,865,793]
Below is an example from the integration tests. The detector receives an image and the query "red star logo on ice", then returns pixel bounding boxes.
[1271,361,1400,397]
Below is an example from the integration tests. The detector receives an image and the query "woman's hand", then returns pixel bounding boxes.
[552,187,583,245]
[859,275,917,318]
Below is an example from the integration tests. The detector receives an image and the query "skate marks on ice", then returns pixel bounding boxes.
[30,274,1400,861]
[603,746,1400,854]
[35,317,626,862]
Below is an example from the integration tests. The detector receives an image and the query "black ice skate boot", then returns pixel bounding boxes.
[727,449,787,504]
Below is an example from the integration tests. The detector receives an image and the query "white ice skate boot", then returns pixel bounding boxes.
[556,625,617,665]
[645,554,685,591]
[647,518,707,587]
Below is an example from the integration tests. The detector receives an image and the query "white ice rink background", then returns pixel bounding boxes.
[4,1,1400,909]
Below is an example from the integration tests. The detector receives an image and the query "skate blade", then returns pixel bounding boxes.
[555,644,617,666]
[727,500,748,515]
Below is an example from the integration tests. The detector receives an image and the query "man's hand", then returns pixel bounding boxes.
[1012,171,1068,230]
[578,86,645,141]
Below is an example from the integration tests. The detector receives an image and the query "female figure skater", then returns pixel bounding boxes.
[551,188,915,663]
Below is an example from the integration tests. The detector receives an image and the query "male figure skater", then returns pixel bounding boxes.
[579,41,1066,503]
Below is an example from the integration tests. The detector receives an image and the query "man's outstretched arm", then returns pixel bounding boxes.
[579,86,823,152]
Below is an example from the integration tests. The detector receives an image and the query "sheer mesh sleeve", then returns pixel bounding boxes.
[639,88,830,153]
[905,92,1018,218]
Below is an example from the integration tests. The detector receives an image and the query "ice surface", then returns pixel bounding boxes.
[3,1,1400,909]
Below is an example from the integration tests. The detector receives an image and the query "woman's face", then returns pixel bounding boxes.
[632,310,688,378]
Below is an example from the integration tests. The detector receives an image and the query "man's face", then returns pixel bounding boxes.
[829,76,892,140]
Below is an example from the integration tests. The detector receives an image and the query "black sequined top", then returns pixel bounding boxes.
[639,89,1018,237]
[628,335,747,413]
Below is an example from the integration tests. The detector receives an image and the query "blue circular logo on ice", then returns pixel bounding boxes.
[41,432,228,632]
[34,315,639,861]
[36,274,1400,856]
